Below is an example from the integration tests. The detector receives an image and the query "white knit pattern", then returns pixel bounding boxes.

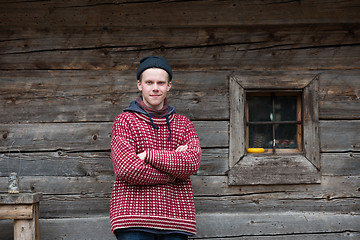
[110,112,201,234]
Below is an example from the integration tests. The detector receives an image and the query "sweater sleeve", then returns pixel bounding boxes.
[145,119,202,180]
[111,116,173,186]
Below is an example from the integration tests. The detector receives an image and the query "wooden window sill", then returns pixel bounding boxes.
[228,154,321,185]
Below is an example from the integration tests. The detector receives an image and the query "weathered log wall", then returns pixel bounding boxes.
[0,0,359,239]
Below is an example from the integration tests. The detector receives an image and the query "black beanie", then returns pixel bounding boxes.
[136,56,173,81]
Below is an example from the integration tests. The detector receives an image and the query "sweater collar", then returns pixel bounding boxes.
[136,96,169,118]
[124,98,176,119]
[123,98,176,141]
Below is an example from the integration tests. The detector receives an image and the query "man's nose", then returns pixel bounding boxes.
[152,83,159,91]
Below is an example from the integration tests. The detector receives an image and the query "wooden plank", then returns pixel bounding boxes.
[0,176,358,218]
[0,70,229,123]
[2,149,357,179]
[0,193,42,204]
[0,205,33,220]
[0,65,215,96]
[195,212,360,238]
[3,149,357,179]
[13,214,360,239]
[2,24,359,56]
[0,122,112,152]
[229,77,245,168]
[303,75,320,169]
[0,176,114,196]
[1,24,359,70]
[14,219,36,240]
[230,71,317,89]
[320,120,360,152]
[0,151,113,177]
[1,69,358,123]
[0,121,228,152]
[198,233,360,240]
[39,195,110,219]
[0,148,226,177]
[197,148,228,176]
[322,153,360,176]
[0,1,359,28]
[0,192,356,219]
[195,196,359,214]
[34,202,40,240]
[319,71,360,120]
[38,217,114,240]
[228,155,320,185]
[191,175,360,198]
[1,175,358,203]
[33,179,360,217]
[36,214,360,239]
[1,216,359,240]
[1,37,359,71]
[34,193,360,218]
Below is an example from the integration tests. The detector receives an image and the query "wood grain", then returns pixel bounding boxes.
[0,0,359,238]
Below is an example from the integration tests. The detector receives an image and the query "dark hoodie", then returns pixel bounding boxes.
[123,100,176,141]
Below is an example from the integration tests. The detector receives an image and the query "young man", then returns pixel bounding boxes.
[110,56,202,240]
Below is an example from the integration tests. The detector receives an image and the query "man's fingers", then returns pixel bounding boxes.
[176,145,188,152]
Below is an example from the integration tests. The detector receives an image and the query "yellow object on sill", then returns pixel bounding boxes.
[247,148,265,153]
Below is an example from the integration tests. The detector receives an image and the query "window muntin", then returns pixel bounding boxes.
[246,92,302,153]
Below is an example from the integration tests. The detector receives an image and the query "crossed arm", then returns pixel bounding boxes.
[137,144,188,160]
[111,115,201,185]
[112,134,200,185]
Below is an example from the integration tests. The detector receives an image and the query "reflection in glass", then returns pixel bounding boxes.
[275,124,298,149]
[249,124,272,148]
[274,96,297,121]
[248,96,272,122]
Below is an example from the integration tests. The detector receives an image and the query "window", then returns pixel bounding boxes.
[247,92,302,153]
[228,72,321,185]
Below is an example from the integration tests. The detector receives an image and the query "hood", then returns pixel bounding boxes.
[123,100,176,141]
[123,100,176,117]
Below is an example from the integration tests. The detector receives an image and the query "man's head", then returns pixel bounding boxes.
[136,56,172,110]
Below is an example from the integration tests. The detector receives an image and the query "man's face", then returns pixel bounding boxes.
[137,68,172,110]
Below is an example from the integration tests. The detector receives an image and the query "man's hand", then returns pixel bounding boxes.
[175,145,188,152]
[137,151,146,160]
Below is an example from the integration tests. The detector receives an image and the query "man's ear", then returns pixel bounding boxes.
[167,81,172,92]
[137,80,142,91]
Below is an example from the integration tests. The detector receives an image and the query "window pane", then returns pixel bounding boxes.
[248,96,272,122]
[274,96,298,121]
[275,124,298,149]
[249,124,273,148]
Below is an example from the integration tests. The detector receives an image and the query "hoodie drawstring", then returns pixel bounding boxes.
[146,113,172,141]
[166,115,171,141]
[146,114,159,130]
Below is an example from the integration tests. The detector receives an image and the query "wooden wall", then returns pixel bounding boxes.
[0,0,359,239]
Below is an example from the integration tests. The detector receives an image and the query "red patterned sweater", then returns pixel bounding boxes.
[110,111,201,235]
